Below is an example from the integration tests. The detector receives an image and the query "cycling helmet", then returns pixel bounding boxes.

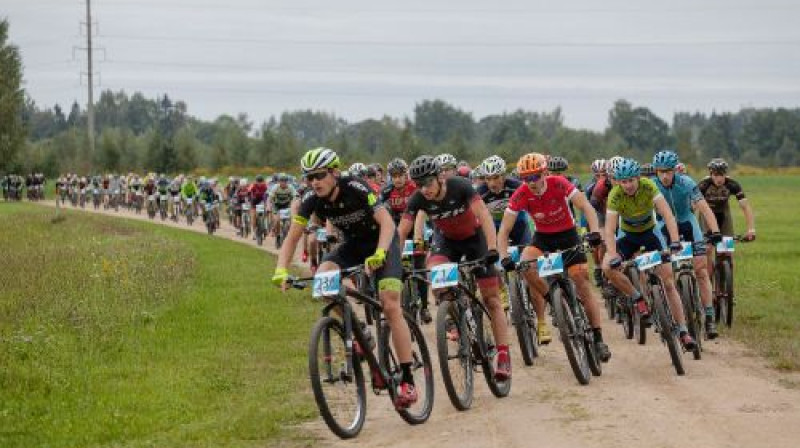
[365,166,377,178]
[591,159,607,174]
[434,153,457,169]
[652,150,679,170]
[368,163,383,174]
[301,147,341,173]
[240,177,248,185]
[277,173,288,182]
[675,162,686,174]
[614,159,641,180]
[517,153,548,176]
[548,156,569,173]
[349,162,367,177]
[480,155,506,176]
[456,165,471,177]
[255,174,265,182]
[707,158,728,174]
[386,158,408,175]
[409,155,441,181]
[606,156,624,176]
[640,163,655,177]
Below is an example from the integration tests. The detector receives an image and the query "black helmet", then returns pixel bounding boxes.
[387,158,408,175]
[640,162,655,177]
[256,174,265,182]
[548,155,569,173]
[409,155,440,181]
[365,166,377,178]
[707,158,728,174]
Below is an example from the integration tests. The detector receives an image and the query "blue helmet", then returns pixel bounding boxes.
[652,150,679,170]
[614,158,641,180]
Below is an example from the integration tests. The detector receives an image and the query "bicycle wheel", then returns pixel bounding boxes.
[401,279,419,324]
[378,316,434,425]
[678,274,702,360]
[652,286,685,376]
[436,300,474,411]
[718,259,734,328]
[620,296,635,340]
[552,285,591,385]
[309,317,366,439]
[474,305,511,398]
[509,274,537,366]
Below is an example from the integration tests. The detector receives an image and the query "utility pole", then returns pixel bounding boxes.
[85,0,96,168]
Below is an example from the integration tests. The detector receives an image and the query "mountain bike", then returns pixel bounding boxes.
[287,265,434,439]
[255,202,266,246]
[502,245,539,366]
[433,258,511,411]
[400,240,428,325]
[203,201,217,234]
[158,193,168,220]
[672,242,703,360]
[275,207,291,249]
[711,235,748,328]
[241,202,251,238]
[184,197,195,226]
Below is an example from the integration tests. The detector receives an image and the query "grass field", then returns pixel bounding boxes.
[0,173,798,446]
[0,203,318,448]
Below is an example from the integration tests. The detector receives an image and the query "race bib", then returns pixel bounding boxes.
[160,195,168,201]
[173,196,181,203]
[148,195,155,201]
[635,251,662,271]
[279,208,291,219]
[537,253,564,277]
[256,204,265,213]
[716,237,735,253]
[430,263,459,288]
[242,203,250,211]
[402,239,415,256]
[312,270,341,298]
[186,198,193,205]
[671,242,694,262]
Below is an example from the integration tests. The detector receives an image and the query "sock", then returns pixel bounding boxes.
[401,362,414,384]
[498,344,509,354]
[592,328,604,343]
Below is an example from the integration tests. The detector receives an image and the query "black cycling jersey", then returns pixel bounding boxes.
[697,176,745,214]
[404,176,480,241]
[295,177,382,242]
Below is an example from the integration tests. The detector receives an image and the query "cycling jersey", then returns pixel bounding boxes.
[249,182,268,204]
[403,176,481,241]
[268,184,297,208]
[606,177,662,233]
[199,186,216,203]
[181,182,197,198]
[477,178,531,244]
[697,176,745,214]
[654,173,703,223]
[294,177,383,243]
[590,178,612,221]
[380,181,417,224]
[507,176,577,234]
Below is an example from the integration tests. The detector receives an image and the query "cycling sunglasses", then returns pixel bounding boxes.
[522,173,543,183]
[305,170,330,182]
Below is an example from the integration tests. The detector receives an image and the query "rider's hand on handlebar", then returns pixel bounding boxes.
[669,241,683,254]
[365,248,387,270]
[501,256,516,272]
[707,231,723,245]
[586,231,603,248]
[609,255,622,269]
[485,249,500,265]
[272,267,289,290]
[744,231,756,242]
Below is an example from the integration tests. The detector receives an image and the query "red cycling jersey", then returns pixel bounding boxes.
[380,180,417,223]
[248,182,268,202]
[507,175,577,234]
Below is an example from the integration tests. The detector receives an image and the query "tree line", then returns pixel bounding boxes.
[3,21,800,176]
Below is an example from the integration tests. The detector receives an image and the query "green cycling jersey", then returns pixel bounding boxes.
[606,177,663,233]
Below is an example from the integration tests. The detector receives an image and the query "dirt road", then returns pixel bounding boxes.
[39,200,800,448]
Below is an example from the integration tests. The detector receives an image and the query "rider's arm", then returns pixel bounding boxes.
[413,210,426,241]
[471,197,497,251]
[604,211,619,257]
[571,190,600,234]
[372,207,396,253]
[497,210,517,259]
[654,196,680,244]
[397,214,414,242]
[694,198,720,234]
[739,198,756,235]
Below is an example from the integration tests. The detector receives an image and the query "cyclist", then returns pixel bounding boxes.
[369,162,385,189]
[267,173,298,239]
[272,147,419,408]
[602,159,697,350]
[397,155,512,380]
[698,158,756,242]
[168,176,182,218]
[198,179,218,224]
[380,158,431,324]
[652,150,723,339]
[249,175,269,238]
[497,153,611,360]
[434,153,458,178]
[586,159,613,285]
[156,174,170,213]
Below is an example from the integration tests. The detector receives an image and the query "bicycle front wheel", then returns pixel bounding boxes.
[509,274,537,366]
[552,286,591,385]
[379,315,434,425]
[652,286,685,376]
[717,259,734,328]
[309,317,366,439]
[475,306,511,398]
[436,300,474,411]
[678,274,702,360]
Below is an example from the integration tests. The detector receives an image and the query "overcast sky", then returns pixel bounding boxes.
[6,0,800,130]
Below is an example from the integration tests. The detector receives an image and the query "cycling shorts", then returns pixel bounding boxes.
[531,228,586,268]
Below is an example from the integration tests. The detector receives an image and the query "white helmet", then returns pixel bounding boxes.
[480,155,506,176]
[591,159,607,174]
[434,153,457,169]
[606,156,624,176]
[349,162,367,177]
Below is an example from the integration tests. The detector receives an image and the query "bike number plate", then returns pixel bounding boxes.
[93,189,99,194]
[402,239,415,256]
[635,251,662,270]
[279,208,290,219]
[716,236,735,253]
[509,246,521,263]
[536,253,564,277]
[430,263,459,288]
[313,270,341,298]
[256,204,265,213]
[186,198,193,205]
[316,228,327,242]
[242,203,250,211]
[205,203,213,211]
[148,195,155,201]
[671,242,694,261]
[173,196,181,203]
[160,195,168,201]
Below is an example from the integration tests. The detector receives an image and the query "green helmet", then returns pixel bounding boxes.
[301,147,341,173]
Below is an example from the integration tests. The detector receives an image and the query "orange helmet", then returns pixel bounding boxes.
[517,153,548,176]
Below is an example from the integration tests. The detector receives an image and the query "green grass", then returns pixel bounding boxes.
[0,203,318,448]
[720,175,800,370]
